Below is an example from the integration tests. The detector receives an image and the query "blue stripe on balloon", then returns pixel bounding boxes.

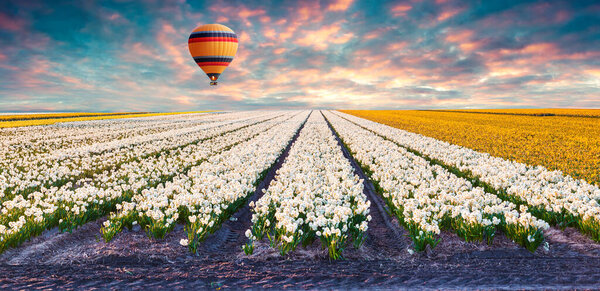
[193,57,233,63]
[189,31,237,38]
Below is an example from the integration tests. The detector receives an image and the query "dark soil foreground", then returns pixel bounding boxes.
[2,214,600,290]
[2,115,600,289]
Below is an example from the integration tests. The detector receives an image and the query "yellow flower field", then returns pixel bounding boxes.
[432,109,600,117]
[341,110,600,186]
[0,112,147,121]
[0,111,213,128]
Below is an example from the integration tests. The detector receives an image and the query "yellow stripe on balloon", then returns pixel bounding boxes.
[188,42,238,57]
[198,65,229,74]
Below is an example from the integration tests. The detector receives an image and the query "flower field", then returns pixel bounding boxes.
[334,110,600,242]
[244,112,371,259]
[0,111,304,251]
[0,112,148,122]
[0,111,212,128]
[324,111,548,251]
[341,110,600,186]
[0,110,599,261]
[430,109,600,117]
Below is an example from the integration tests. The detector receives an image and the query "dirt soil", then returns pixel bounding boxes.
[2,114,600,289]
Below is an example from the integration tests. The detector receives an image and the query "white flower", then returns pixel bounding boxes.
[329,110,600,249]
[179,238,189,246]
[324,110,555,250]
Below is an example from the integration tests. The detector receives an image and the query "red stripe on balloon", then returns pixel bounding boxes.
[196,62,231,66]
[188,38,239,43]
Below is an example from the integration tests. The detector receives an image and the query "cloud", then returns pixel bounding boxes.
[390,4,412,17]
[327,0,354,12]
[437,7,464,22]
[0,12,26,31]
[210,1,266,27]
[155,21,196,82]
[0,0,599,111]
[294,22,354,50]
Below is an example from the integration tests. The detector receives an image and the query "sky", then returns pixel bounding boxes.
[0,0,599,112]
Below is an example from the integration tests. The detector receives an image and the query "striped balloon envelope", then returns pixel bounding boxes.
[188,24,238,86]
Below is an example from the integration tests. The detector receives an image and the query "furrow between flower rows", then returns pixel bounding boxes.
[0,112,281,203]
[0,112,298,253]
[324,111,548,252]
[334,111,600,242]
[101,111,311,253]
[243,111,371,259]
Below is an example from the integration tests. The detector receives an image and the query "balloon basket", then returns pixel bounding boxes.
[210,81,218,86]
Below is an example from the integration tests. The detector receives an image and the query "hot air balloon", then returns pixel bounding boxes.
[188,24,238,86]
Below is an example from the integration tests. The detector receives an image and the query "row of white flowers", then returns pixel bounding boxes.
[0,112,219,169]
[243,112,371,259]
[0,112,213,151]
[324,111,549,252]
[0,112,298,252]
[333,111,600,241]
[0,112,279,201]
[101,111,310,253]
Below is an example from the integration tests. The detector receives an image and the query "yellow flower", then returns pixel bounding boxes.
[342,110,600,186]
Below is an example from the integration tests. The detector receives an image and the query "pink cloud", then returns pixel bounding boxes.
[363,26,394,40]
[258,42,276,48]
[269,58,286,65]
[210,1,266,27]
[156,21,196,82]
[107,12,123,21]
[0,12,26,31]
[295,1,324,23]
[475,43,599,82]
[277,24,298,42]
[530,2,572,24]
[386,42,407,52]
[585,69,600,80]
[120,42,158,63]
[474,43,600,93]
[478,3,573,29]
[437,7,464,22]
[6,57,96,93]
[172,95,194,105]
[390,4,412,17]
[327,0,354,12]
[0,12,51,51]
[238,30,251,44]
[259,16,271,23]
[294,23,354,50]
[273,48,286,55]
[457,42,479,53]
[445,29,473,43]
[263,27,277,40]
[267,1,327,44]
